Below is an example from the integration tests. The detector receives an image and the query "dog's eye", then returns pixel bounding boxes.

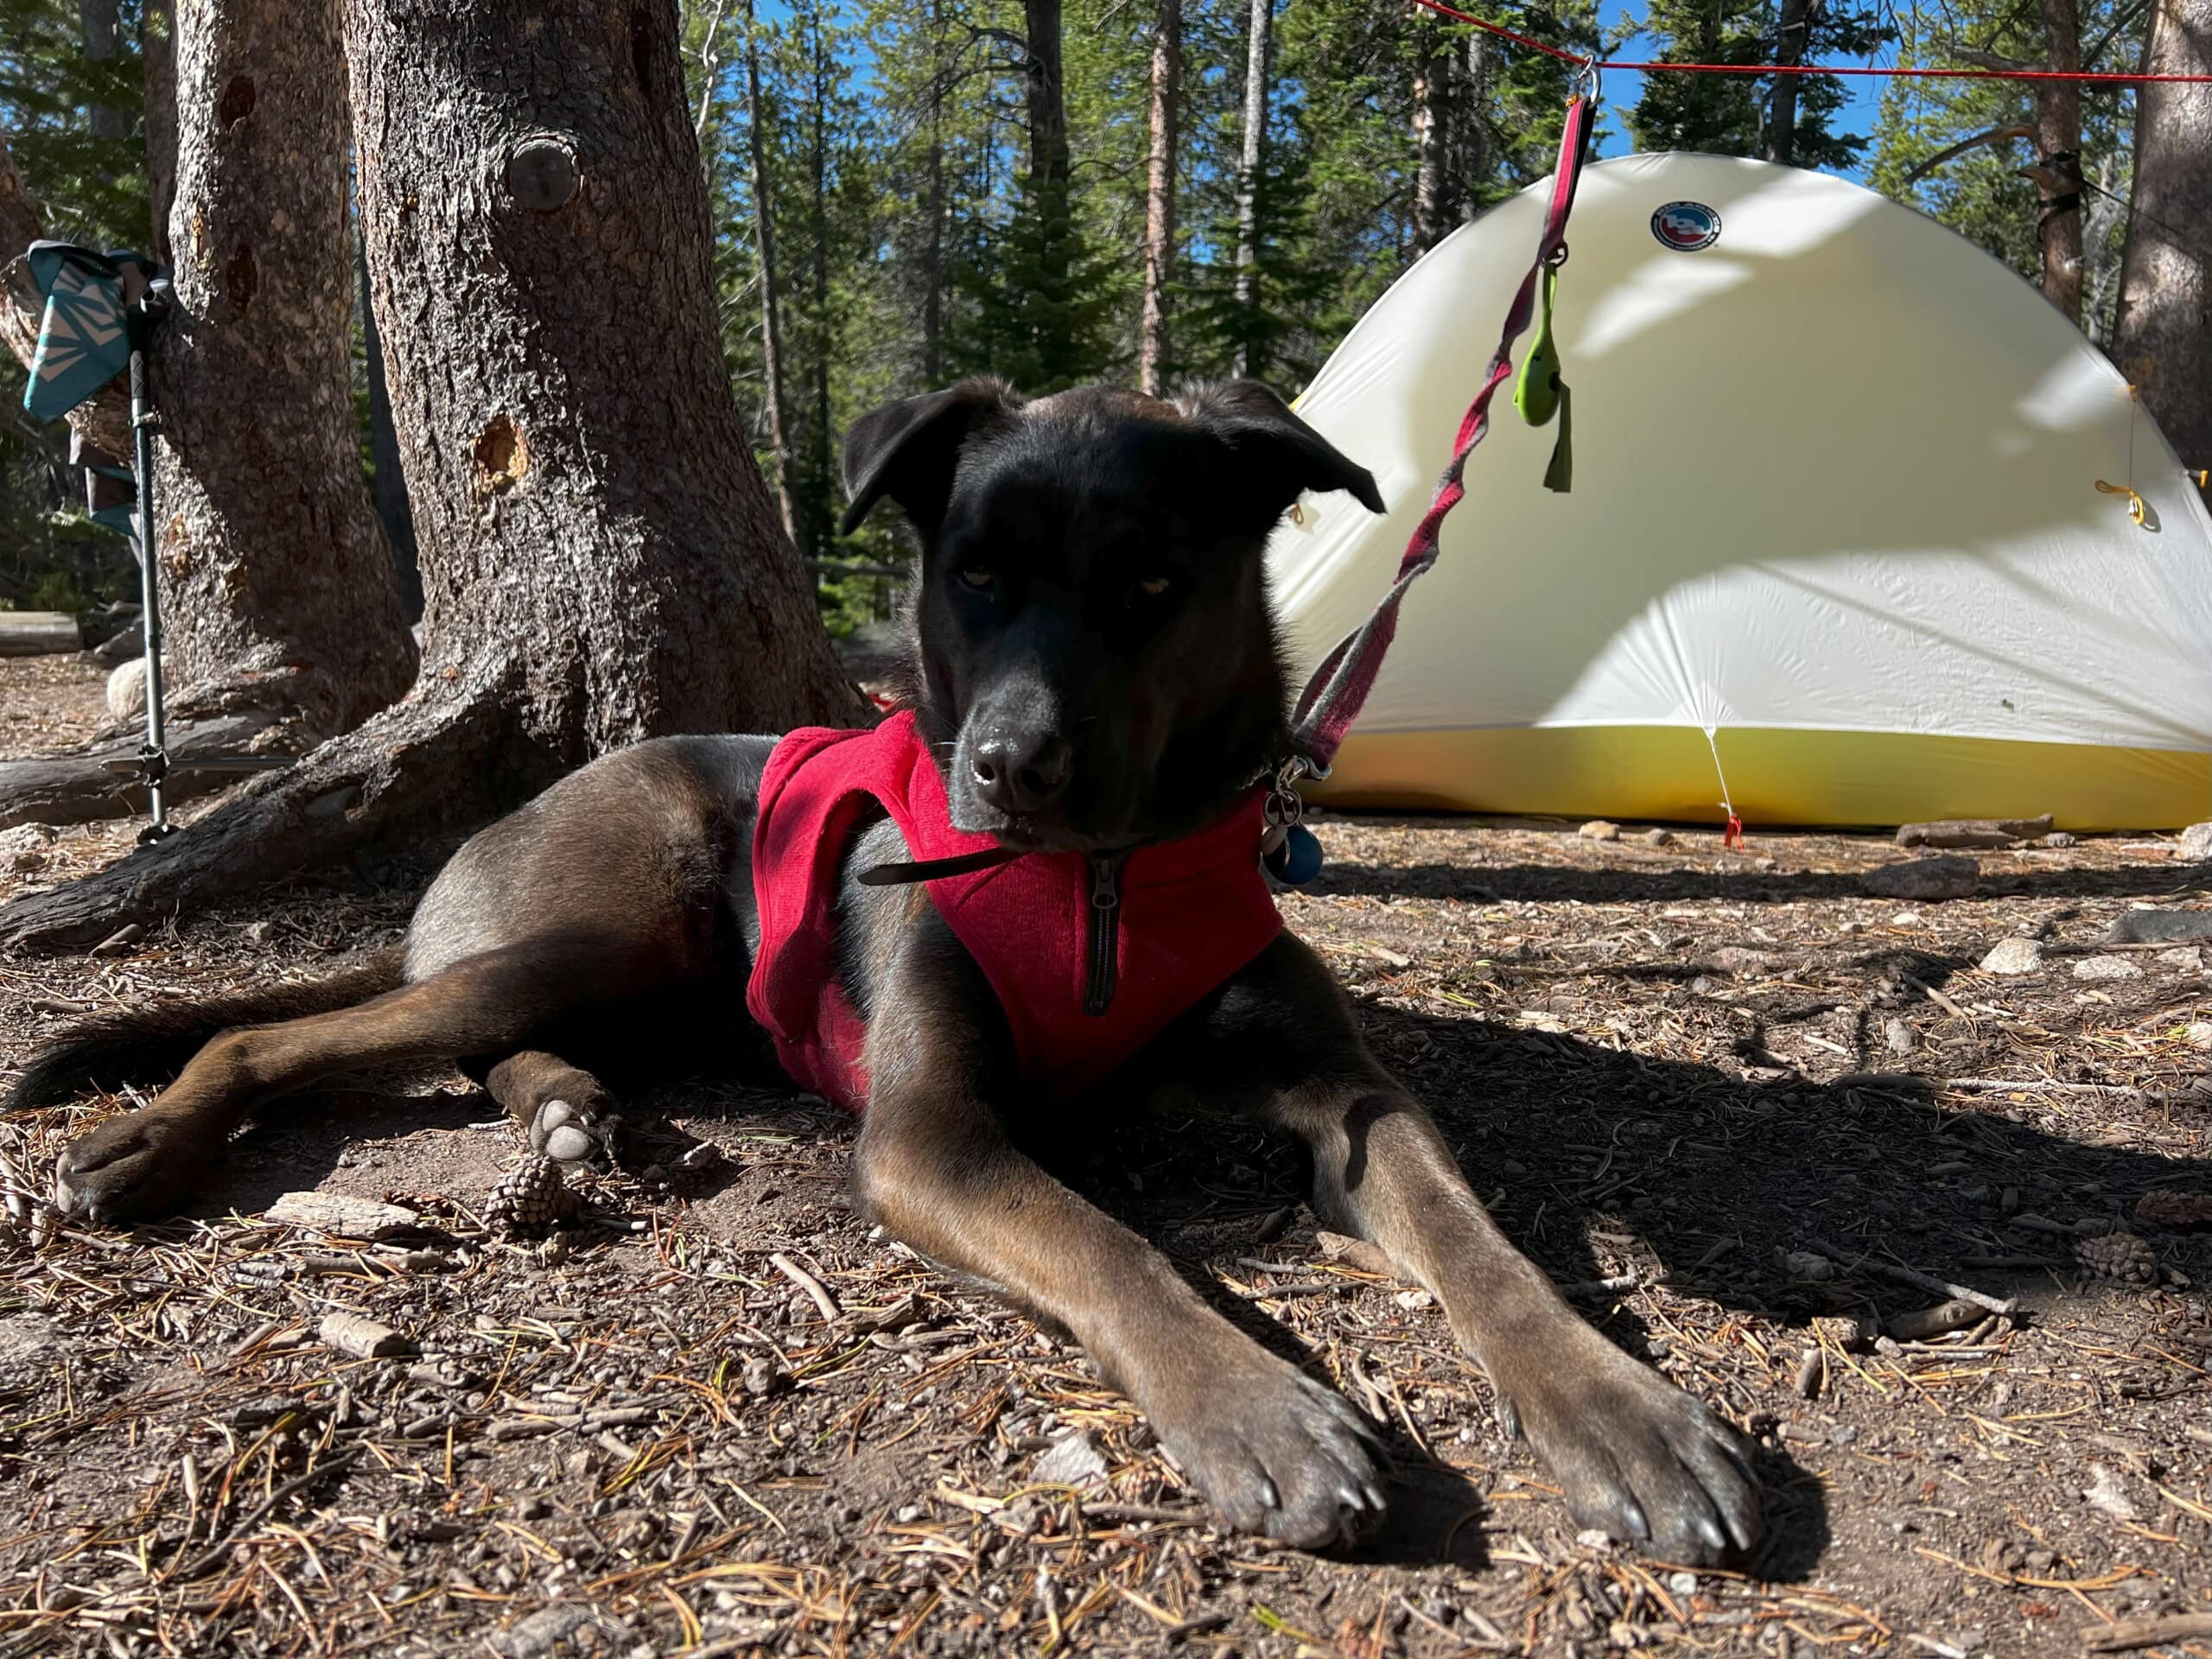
[957,568,993,592]
[1135,575,1172,599]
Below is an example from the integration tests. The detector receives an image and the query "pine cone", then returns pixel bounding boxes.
[486,1154,579,1238]
[2075,1229,2157,1286]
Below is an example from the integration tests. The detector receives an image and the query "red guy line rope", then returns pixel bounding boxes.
[1406,0,2212,83]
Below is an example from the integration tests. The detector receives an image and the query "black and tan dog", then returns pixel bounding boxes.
[11,380,1761,1561]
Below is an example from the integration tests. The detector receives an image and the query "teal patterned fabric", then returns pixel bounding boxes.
[22,243,156,423]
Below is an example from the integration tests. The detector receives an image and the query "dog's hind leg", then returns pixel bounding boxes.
[480,1051,624,1169]
[52,936,651,1224]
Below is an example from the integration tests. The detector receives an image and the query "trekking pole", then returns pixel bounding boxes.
[127,277,175,841]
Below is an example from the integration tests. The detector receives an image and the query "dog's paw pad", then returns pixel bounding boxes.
[529,1098,617,1167]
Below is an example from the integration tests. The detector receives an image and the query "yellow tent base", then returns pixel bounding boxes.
[1314,727,2211,832]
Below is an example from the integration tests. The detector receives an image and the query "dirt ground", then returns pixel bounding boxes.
[3,651,2209,1659]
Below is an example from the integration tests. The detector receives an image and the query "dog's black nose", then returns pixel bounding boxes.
[969,730,1072,815]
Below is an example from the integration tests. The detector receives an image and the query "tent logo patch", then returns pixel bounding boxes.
[1651,201,1722,251]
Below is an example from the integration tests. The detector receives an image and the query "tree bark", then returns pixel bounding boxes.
[1138,0,1179,396]
[79,0,131,143]
[150,0,415,736]
[1765,0,1814,163]
[920,0,946,386]
[357,226,419,618]
[0,0,862,953]
[742,0,798,547]
[805,16,835,556]
[2032,0,2085,324]
[143,0,178,267]
[1021,0,1073,375]
[1231,0,1269,378]
[2116,0,2212,498]
[1455,31,1489,222]
[1411,16,1449,251]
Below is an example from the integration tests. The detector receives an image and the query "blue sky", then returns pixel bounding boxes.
[1592,0,1888,175]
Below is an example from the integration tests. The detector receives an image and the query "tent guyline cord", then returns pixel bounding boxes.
[1404,0,2212,82]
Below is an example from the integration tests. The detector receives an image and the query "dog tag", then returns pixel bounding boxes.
[1264,823,1324,887]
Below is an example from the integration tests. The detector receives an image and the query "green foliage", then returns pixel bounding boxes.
[1868,0,2136,344]
[1627,0,1890,168]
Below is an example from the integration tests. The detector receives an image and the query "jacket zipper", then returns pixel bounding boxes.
[1085,852,1123,1016]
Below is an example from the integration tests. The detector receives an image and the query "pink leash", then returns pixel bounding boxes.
[1287,94,1595,779]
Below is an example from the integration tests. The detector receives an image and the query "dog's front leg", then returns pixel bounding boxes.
[855,917,1384,1546]
[1169,934,1763,1565]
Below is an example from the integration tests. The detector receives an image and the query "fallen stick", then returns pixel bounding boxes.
[1896,815,2050,849]
[2083,1613,2212,1653]
[1808,1238,2016,1316]
[769,1251,842,1323]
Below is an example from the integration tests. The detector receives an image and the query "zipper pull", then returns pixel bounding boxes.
[1085,853,1122,1016]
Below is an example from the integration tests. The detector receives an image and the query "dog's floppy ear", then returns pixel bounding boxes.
[1178,380,1385,522]
[841,378,1023,537]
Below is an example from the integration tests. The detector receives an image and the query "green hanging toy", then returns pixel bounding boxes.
[1513,259,1573,493]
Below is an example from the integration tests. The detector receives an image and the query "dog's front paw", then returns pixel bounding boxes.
[1147,1349,1388,1548]
[1492,1328,1762,1564]
[527,1096,620,1170]
[54,1110,213,1224]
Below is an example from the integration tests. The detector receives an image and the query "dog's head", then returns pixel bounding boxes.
[841,379,1382,853]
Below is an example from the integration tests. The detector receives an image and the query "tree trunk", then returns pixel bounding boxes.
[358,225,419,617]
[806,16,834,556]
[921,0,946,386]
[742,0,798,547]
[143,0,178,266]
[1231,0,1269,378]
[2033,0,2085,324]
[150,0,415,735]
[1456,32,1489,222]
[1765,0,1813,163]
[2116,0,2212,499]
[1411,16,1448,251]
[0,0,862,952]
[79,0,131,143]
[1023,0,1073,375]
[1138,0,1179,396]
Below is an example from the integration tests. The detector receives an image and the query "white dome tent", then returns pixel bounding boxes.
[1270,151,2212,830]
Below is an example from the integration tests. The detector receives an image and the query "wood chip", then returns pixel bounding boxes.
[268,1192,423,1239]
[2083,1613,2212,1653]
[317,1312,415,1360]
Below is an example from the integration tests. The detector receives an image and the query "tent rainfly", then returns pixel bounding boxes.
[1270,152,2212,831]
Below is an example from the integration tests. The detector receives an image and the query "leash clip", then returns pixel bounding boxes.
[1262,756,1326,886]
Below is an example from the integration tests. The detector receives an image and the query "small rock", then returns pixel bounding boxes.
[2072,954,2142,982]
[1783,1250,1835,1281]
[1579,819,1621,842]
[1838,918,1868,936]
[1394,1288,1434,1311]
[2179,822,2212,859]
[1891,910,1923,927]
[2082,1463,2139,1522]
[2188,1021,2212,1049]
[0,823,57,874]
[1644,828,1675,847]
[1979,938,2044,975]
[1030,1430,1109,1488]
[1667,1570,1698,1598]
[1861,855,1979,900]
[2157,946,2204,971]
[1884,1018,1920,1056]
[2041,831,2078,848]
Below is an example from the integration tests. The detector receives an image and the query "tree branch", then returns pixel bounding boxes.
[1901,122,2035,186]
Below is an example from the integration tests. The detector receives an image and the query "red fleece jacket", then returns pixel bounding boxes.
[747,710,1283,1109]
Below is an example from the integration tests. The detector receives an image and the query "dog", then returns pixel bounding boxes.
[11,380,1762,1561]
